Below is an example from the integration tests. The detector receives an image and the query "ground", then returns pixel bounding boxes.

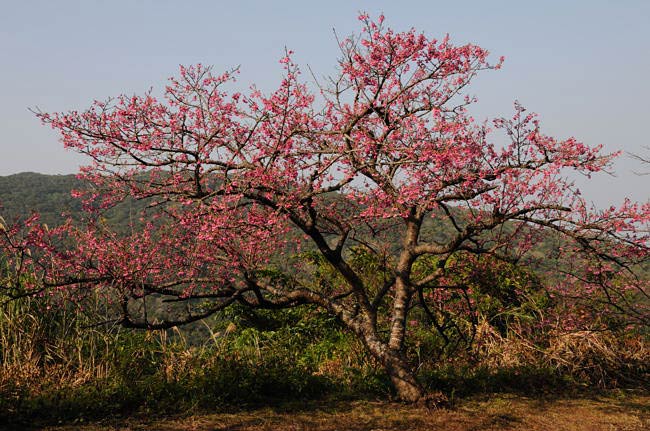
[19,392,650,431]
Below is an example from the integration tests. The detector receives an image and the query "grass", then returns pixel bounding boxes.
[21,392,650,431]
[1,295,648,429]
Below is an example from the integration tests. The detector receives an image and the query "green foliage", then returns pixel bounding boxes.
[0,172,150,231]
[1,283,648,426]
[0,172,82,226]
[0,293,389,426]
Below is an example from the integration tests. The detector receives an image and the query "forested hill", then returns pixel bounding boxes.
[0,172,150,229]
[0,172,82,226]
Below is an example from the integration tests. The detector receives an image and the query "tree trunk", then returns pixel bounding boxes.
[384,353,425,403]
[383,352,448,406]
[358,328,425,402]
[334,305,431,403]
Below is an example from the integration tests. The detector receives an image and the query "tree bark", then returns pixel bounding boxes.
[387,277,411,351]
[382,350,447,406]
[384,352,425,403]
[357,327,425,402]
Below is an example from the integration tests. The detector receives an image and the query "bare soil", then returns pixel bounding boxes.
[21,393,650,431]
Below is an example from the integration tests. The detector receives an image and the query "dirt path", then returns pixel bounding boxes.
[25,394,650,431]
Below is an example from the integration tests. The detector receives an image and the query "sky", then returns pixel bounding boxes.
[1,0,649,208]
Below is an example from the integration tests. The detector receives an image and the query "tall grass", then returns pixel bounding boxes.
[0,292,648,426]
[419,318,650,396]
[0,298,384,425]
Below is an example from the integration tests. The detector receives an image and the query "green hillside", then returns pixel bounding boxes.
[0,172,159,230]
[0,172,82,226]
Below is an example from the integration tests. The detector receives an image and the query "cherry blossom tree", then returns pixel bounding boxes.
[20,14,650,402]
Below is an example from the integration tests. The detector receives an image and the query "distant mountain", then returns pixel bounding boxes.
[0,172,82,226]
[0,172,149,229]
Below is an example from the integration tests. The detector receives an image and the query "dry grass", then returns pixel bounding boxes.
[0,297,115,402]
[471,319,649,388]
[2,299,648,430]
[32,394,650,431]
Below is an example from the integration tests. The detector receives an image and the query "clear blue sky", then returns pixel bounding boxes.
[1,0,648,207]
